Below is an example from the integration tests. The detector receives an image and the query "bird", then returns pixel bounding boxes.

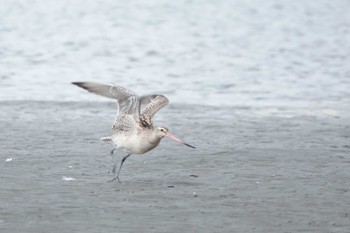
[72,82,195,182]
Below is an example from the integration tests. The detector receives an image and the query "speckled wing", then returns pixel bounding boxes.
[139,95,169,128]
[112,114,139,132]
[72,82,141,131]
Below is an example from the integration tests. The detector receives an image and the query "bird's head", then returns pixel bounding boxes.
[155,126,169,138]
[155,126,195,149]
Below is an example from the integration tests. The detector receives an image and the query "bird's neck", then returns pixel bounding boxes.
[148,130,162,145]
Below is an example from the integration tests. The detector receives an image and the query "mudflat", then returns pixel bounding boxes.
[1,101,349,232]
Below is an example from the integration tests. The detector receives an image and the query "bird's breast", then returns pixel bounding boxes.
[114,134,161,154]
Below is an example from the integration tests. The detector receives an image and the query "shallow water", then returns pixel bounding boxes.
[1,0,350,232]
[1,0,349,110]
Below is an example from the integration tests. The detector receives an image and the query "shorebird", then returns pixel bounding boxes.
[72,82,195,182]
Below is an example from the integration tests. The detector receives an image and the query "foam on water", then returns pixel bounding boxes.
[62,176,76,181]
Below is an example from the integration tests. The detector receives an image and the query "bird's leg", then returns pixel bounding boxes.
[112,160,117,174]
[111,153,131,183]
[110,148,116,155]
[110,148,118,174]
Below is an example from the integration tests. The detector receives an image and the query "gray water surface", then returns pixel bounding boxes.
[1,0,349,110]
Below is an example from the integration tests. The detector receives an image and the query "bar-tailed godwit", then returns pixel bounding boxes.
[72,82,195,182]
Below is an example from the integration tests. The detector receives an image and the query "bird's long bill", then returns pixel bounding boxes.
[166,132,195,149]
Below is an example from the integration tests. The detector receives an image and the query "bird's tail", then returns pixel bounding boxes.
[100,136,112,142]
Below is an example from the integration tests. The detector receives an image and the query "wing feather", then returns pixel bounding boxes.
[140,95,169,128]
[72,82,141,131]
[72,82,169,131]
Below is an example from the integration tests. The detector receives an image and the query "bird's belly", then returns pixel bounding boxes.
[114,135,159,154]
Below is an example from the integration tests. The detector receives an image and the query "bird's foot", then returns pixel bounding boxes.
[109,176,122,183]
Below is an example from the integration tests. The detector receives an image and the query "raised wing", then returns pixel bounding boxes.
[72,82,140,113]
[72,82,141,131]
[112,114,138,132]
[140,95,169,128]
[72,82,136,99]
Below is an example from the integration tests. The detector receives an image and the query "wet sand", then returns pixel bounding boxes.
[1,101,349,232]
